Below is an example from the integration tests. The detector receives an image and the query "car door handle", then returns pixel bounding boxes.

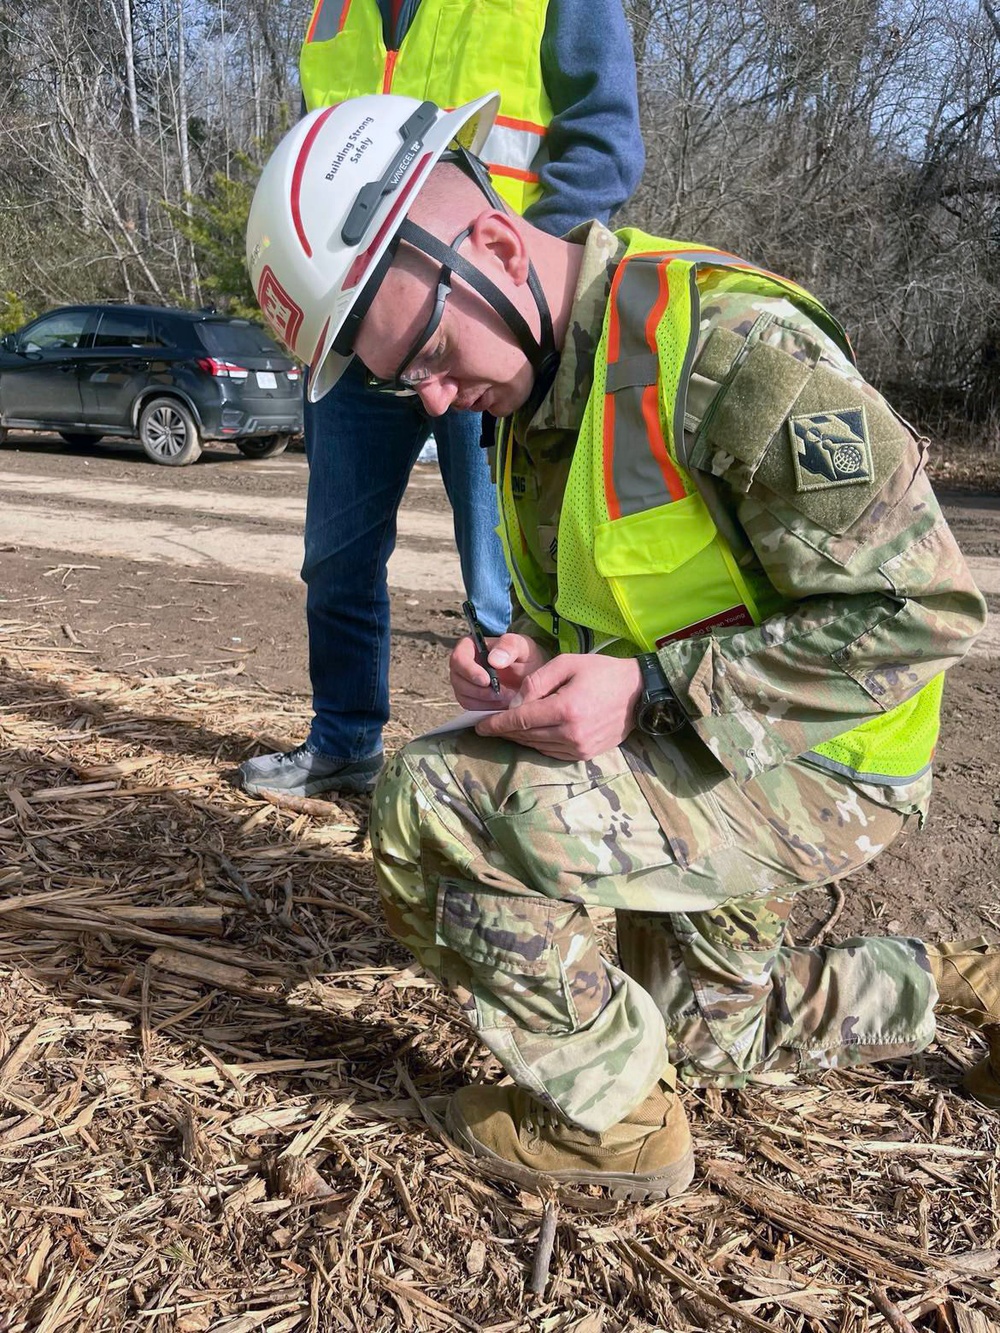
[121,360,149,372]
[58,363,76,373]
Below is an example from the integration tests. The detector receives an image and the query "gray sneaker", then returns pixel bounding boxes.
[238,743,383,797]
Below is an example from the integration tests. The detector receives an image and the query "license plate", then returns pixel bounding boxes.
[256,370,276,389]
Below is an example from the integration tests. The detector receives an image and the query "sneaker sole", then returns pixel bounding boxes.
[240,770,380,798]
[445,1103,696,1202]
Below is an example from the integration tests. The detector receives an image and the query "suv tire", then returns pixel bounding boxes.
[138,397,202,466]
[60,431,104,447]
[236,433,290,460]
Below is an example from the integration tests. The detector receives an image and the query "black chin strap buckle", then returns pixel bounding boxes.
[523,352,561,420]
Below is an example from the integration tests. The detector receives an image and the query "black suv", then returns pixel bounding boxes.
[0,303,303,466]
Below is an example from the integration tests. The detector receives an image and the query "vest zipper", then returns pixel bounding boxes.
[674,269,702,472]
[382,48,398,92]
[497,421,590,652]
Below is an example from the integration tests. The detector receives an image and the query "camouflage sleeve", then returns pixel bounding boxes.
[655,315,987,785]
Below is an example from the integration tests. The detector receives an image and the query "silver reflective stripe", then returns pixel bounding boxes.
[307,0,350,42]
[608,260,678,517]
[804,751,933,787]
[605,353,658,393]
[481,122,544,175]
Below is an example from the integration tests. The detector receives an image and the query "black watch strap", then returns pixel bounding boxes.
[638,652,669,695]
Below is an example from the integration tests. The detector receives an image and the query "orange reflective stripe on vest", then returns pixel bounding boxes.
[300,0,553,214]
[604,255,690,518]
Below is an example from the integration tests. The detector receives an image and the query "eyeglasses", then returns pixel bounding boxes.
[364,225,473,397]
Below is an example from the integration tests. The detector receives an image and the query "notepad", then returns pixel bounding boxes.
[420,708,505,738]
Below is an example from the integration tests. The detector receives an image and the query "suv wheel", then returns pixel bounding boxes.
[236,434,290,460]
[138,397,202,466]
[60,431,104,447]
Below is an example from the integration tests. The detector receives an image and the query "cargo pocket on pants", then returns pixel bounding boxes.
[435,881,611,1034]
[674,897,792,1074]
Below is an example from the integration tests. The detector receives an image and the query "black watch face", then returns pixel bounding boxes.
[638,697,680,736]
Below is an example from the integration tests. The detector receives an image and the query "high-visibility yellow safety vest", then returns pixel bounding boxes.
[497,229,943,785]
[300,0,553,214]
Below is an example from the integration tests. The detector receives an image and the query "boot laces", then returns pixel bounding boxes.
[522,1099,601,1149]
[524,1101,563,1137]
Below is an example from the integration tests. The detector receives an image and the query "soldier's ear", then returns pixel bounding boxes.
[468,209,529,286]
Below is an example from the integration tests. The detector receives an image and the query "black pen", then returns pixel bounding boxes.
[461,599,501,695]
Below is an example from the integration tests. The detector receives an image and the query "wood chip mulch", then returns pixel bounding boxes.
[0,621,998,1333]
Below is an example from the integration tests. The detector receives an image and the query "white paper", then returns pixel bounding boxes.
[421,708,505,738]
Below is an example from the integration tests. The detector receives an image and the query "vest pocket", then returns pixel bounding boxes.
[594,494,753,648]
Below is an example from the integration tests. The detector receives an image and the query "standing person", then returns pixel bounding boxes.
[238,0,645,798]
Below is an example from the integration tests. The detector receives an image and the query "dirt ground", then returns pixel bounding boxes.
[2,432,1000,1331]
[1,431,998,942]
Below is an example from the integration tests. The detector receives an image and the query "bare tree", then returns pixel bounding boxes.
[0,0,996,440]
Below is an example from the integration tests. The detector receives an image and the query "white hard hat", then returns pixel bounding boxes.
[246,92,499,402]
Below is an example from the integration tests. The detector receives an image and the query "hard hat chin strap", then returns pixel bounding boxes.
[334,140,561,409]
[393,218,558,385]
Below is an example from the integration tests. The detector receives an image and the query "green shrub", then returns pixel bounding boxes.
[0,290,32,335]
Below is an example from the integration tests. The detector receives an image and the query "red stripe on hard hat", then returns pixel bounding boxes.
[342,151,431,291]
[291,105,340,258]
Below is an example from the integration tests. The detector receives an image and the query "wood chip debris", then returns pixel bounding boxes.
[0,634,997,1331]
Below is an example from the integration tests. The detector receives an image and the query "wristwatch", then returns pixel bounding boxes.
[635,652,685,736]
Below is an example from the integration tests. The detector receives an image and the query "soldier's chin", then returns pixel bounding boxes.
[504,382,533,415]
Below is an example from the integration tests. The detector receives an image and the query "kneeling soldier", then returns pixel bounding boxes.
[248,93,990,1199]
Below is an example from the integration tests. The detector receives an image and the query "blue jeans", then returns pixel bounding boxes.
[302,360,511,760]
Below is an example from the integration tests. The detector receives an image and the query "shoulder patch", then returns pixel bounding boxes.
[755,366,907,534]
[789,407,873,492]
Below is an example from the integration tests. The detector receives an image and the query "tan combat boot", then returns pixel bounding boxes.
[928,938,1000,1109]
[445,1075,695,1201]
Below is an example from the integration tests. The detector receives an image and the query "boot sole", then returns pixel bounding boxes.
[445,1104,696,1202]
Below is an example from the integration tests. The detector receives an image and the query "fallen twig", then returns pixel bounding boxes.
[529,1199,559,1295]
[871,1285,920,1333]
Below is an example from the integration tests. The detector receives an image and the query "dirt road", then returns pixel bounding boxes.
[0,432,471,736]
[1,429,998,937]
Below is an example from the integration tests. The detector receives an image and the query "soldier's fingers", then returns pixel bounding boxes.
[486,632,534,668]
[450,635,492,684]
[475,697,565,737]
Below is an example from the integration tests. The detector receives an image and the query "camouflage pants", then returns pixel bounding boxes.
[370,728,937,1132]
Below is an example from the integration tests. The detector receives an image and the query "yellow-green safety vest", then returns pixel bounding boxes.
[497,228,943,785]
[300,0,553,214]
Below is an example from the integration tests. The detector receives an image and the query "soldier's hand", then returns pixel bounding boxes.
[473,653,643,759]
[449,632,550,710]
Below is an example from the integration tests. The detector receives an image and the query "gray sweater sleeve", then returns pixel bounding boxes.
[525,0,645,236]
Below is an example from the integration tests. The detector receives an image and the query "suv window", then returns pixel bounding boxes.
[21,311,89,352]
[196,321,285,360]
[93,311,167,349]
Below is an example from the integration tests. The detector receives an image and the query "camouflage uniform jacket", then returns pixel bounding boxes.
[506,222,987,813]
